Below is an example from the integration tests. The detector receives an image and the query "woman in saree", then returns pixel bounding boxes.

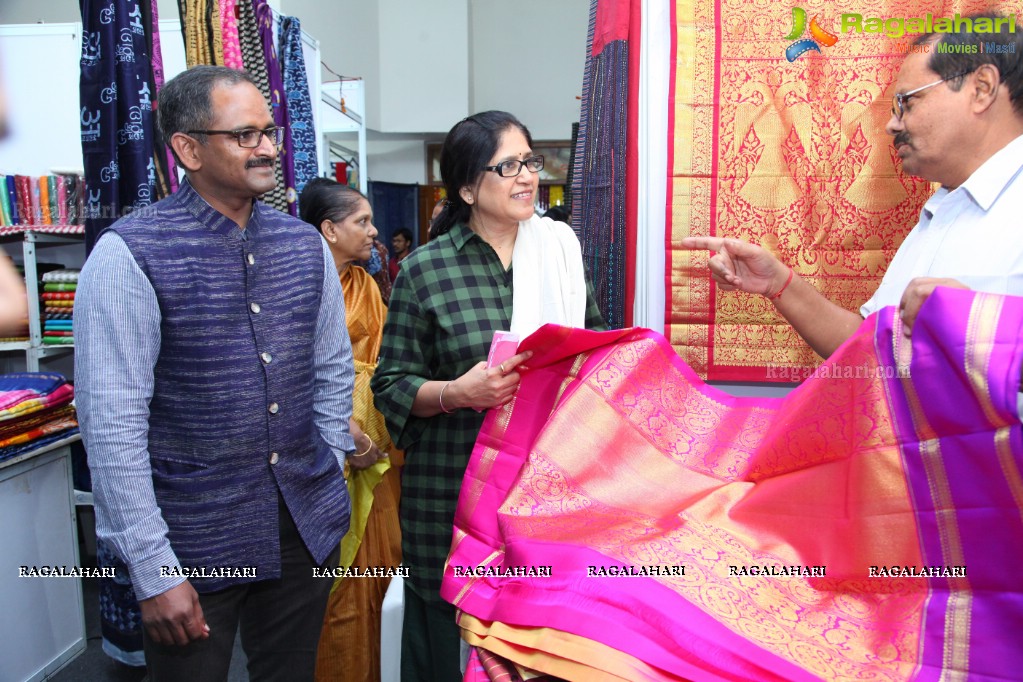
[300,178,402,682]
[371,111,606,680]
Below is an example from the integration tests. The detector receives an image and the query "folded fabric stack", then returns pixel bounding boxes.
[0,372,78,463]
[0,173,83,228]
[41,269,80,345]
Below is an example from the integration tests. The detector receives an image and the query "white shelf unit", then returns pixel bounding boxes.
[320,78,368,195]
[0,434,86,681]
[24,231,80,370]
[0,230,83,371]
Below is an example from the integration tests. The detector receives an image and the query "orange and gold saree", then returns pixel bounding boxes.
[316,265,402,682]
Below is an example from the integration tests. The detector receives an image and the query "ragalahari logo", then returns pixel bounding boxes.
[785,7,839,61]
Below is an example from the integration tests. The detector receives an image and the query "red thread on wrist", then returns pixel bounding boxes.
[767,267,794,301]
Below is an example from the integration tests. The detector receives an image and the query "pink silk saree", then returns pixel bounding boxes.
[442,287,1023,681]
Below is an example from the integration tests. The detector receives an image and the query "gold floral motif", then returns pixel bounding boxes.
[495,333,930,680]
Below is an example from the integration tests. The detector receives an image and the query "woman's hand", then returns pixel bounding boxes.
[348,420,385,471]
[445,350,533,411]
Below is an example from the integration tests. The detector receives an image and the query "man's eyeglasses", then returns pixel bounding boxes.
[186,126,284,148]
[484,155,545,178]
[891,72,970,120]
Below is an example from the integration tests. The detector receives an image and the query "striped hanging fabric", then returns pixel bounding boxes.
[252,0,291,212]
[177,0,222,66]
[573,0,637,330]
[142,0,177,196]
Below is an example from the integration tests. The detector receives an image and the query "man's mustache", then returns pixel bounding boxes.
[246,157,275,168]
[893,132,911,148]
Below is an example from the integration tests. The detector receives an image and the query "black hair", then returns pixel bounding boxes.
[157,65,258,158]
[298,177,368,233]
[429,111,533,239]
[914,13,1023,115]
[542,206,570,223]
[392,228,413,242]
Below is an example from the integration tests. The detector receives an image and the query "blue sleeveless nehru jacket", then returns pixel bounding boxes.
[109,181,350,592]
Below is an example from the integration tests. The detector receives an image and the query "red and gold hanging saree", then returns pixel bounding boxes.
[665,0,1023,381]
[443,287,1023,681]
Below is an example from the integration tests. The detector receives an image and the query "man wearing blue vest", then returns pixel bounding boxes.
[76,65,354,681]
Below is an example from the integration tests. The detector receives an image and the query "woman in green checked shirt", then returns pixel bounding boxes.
[372,111,606,681]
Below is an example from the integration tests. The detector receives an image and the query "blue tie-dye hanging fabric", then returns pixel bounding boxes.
[79,1,160,664]
[280,16,318,216]
[80,0,159,254]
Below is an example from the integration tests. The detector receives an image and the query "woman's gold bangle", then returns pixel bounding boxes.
[355,436,374,457]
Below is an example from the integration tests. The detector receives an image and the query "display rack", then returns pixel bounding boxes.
[0,434,85,681]
[320,78,368,195]
[0,227,84,371]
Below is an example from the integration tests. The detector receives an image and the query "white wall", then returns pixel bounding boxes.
[469,0,588,140]
[0,0,589,180]
[279,0,588,138]
[284,0,589,174]
[0,24,83,176]
[365,135,438,185]
[282,0,382,124]
[377,0,469,133]
[0,1,80,24]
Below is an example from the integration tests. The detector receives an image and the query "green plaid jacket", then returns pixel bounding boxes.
[371,222,606,601]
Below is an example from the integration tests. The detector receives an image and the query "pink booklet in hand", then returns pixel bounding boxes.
[486,331,520,369]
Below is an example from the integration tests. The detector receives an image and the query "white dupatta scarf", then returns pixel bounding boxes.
[509,215,588,337]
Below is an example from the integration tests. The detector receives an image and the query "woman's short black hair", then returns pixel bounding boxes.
[430,111,533,238]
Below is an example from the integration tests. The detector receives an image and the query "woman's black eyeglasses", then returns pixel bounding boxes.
[484,155,545,178]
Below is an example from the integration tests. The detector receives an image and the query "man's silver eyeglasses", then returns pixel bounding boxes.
[186,126,284,148]
[891,72,970,120]
[484,155,545,178]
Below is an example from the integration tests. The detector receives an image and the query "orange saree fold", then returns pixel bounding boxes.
[316,265,402,682]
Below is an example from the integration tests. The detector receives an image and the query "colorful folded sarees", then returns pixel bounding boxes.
[41,269,80,345]
[442,288,1023,681]
[0,372,75,418]
[0,404,76,443]
[0,373,78,462]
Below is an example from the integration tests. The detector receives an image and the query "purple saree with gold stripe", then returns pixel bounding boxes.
[441,288,1023,681]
